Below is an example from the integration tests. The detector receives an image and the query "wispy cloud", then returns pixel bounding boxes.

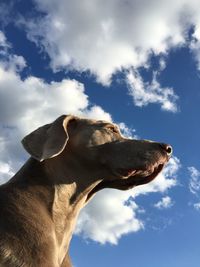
[118,122,138,139]
[154,196,174,209]
[0,161,14,184]
[0,31,8,47]
[0,31,26,72]
[188,166,200,196]
[194,202,200,211]
[126,69,178,112]
[188,166,200,211]
[190,25,200,70]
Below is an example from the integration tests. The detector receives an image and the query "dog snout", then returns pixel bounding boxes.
[159,143,173,156]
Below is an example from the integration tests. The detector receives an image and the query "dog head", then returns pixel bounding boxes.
[22,115,172,195]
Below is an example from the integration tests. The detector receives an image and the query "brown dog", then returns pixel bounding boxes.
[0,115,172,267]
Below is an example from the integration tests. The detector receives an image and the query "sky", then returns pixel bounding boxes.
[0,0,200,266]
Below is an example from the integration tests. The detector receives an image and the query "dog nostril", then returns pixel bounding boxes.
[160,143,173,155]
[166,145,172,155]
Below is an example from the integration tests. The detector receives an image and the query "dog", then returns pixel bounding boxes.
[0,115,172,267]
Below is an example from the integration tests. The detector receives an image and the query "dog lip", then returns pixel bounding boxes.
[115,162,165,187]
[116,168,137,178]
[86,163,166,201]
[132,163,164,186]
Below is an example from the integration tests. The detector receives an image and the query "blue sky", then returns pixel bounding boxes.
[0,0,200,266]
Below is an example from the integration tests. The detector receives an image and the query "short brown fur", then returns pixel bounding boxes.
[0,115,172,267]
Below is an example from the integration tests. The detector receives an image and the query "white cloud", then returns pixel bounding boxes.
[188,166,200,211]
[0,161,15,184]
[159,57,167,72]
[4,0,200,112]
[126,69,178,112]
[190,22,200,70]
[3,0,200,112]
[76,156,180,244]
[118,122,138,139]
[194,202,200,211]
[0,31,8,47]
[0,31,26,72]
[132,156,180,197]
[154,196,174,209]
[0,67,88,131]
[0,31,111,184]
[20,0,194,84]
[14,0,200,87]
[75,191,143,245]
[188,166,200,196]
[83,106,112,122]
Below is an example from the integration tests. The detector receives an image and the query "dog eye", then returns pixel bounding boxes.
[107,126,119,133]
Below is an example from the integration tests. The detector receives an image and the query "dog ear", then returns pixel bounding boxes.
[21,115,76,162]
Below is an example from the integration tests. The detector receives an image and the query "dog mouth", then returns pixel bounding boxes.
[113,163,165,189]
[86,163,165,201]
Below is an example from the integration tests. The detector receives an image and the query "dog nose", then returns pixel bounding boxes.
[159,143,173,156]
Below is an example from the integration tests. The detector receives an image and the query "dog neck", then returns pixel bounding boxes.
[43,155,102,265]
[9,157,101,265]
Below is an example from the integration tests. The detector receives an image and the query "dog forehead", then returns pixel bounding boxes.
[76,118,114,129]
[69,118,117,146]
